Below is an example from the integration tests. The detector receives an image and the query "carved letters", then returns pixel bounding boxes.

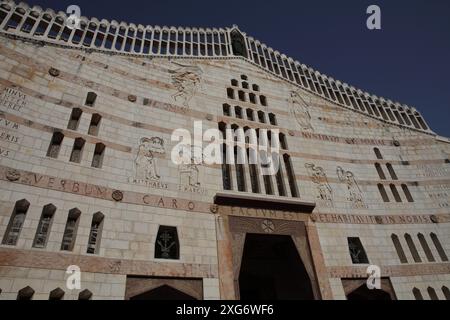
[0,87,26,112]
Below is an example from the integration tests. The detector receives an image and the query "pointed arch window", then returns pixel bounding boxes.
[430,233,448,262]
[234,146,246,192]
[238,90,246,102]
[227,88,235,100]
[404,233,422,263]
[223,104,231,116]
[268,113,277,125]
[67,108,82,130]
[257,111,266,123]
[247,148,260,194]
[417,233,435,262]
[246,108,254,121]
[391,234,408,263]
[412,288,423,300]
[78,289,93,300]
[17,286,34,300]
[47,132,64,158]
[442,286,450,300]
[378,184,389,202]
[252,84,259,91]
[390,184,402,202]
[386,163,398,180]
[427,287,439,300]
[234,106,243,119]
[2,199,30,246]
[70,138,85,163]
[87,212,104,254]
[402,184,414,202]
[61,208,81,251]
[49,288,65,300]
[88,113,102,136]
[231,79,238,87]
[92,143,105,168]
[280,133,288,150]
[221,143,232,190]
[375,163,386,180]
[155,226,180,260]
[249,92,257,104]
[33,204,56,248]
[260,95,267,106]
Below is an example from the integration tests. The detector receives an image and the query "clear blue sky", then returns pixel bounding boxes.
[24,0,450,137]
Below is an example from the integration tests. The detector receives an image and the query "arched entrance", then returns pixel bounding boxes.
[346,284,392,300]
[129,285,197,300]
[239,234,315,300]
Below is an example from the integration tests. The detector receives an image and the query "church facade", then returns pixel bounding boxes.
[0,0,449,300]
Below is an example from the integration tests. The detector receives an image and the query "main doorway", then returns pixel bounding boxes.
[238,233,315,300]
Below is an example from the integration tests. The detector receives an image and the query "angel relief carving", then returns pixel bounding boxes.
[337,166,367,208]
[131,137,168,189]
[169,61,203,107]
[305,163,333,206]
[290,91,314,131]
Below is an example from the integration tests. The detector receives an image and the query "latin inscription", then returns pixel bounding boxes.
[316,213,435,225]
[0,87,26,112]
[424,184,450,208]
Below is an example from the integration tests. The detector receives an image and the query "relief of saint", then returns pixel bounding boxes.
[135,137,165,182]
[290,91,314,131]
[169,62,203,107]
[337,166,365,207]
[305,163,333,202]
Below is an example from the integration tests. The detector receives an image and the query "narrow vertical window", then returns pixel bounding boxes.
[234,106,243,119]
[155,226,180,260]
[279,133,288,150]
[284,154,299,198]
[87,212,104,254]
[262,173,274,195]
[417,233,435,262]
[222,143,232,190]
[70,138,85,163]
[268,113,277,125]
[238,90,246,102]
[242,81,249,89]
[223,104,231,116]
[247,148,260,194]
[412,288,423,300]
[46,132,64,158]
[378,184,389,202]
[404,233,422,263]
[275,160,287,197]
[257,111,266,123]
[234,146,246,192]
[252,84,259,91]
[375,163,386,180]
[373,148,383,159]
[347,237,369,264]
[386,163,398,180]
[85,91,97,107]
[442,286,450,300]
[249,93,256,104]
[88,113,102,136]
[427,287,439,300]
[61,208,81,251]
[246,108,254,121]
[91,143,105,168]
[17,286,34,300]
[49,288,65,300]
[391,234,408,263]
[227,88,235,99]
[390,184,402,202]
[67,108,82,130]
[430,233,448,262]
[402,184,414,202]
[33,204,56,248]
[2,199,30,246]
[260,95,267,106]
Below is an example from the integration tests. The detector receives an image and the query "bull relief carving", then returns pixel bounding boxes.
[336,166,367,209]
[289,91,314,131]
[132,137,168,189]
[305,163,333,207]
[169,62,203,108]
